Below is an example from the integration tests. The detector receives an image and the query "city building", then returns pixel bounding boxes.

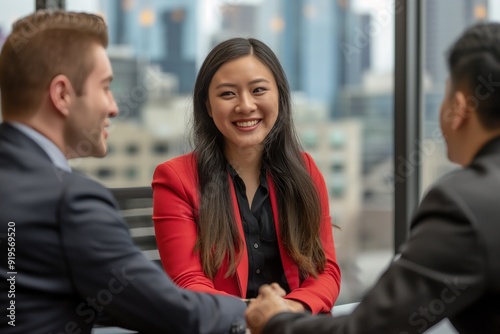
[101,0,199,94]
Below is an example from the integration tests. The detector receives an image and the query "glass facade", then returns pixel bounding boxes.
[421,0,499,195]
[2,0,497,308]
[87,0,394,305]
[0,0,395,306]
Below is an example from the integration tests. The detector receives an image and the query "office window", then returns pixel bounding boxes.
[125,143,140,156]
[330,180,346,198]
[329,131,346,149]
[152,142,169,155]
[300,130,319,149]
[96,167,116,179]
[124,166,139,180]
[330,159,345,173]
[420,0,499,193]
[59,0,396,305]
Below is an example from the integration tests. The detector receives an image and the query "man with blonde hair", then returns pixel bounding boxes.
[0,11,246,334]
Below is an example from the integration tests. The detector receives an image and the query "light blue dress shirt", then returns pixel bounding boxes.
[9,122,72,173]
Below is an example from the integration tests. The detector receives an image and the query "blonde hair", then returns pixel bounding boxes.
[0,10,108,116]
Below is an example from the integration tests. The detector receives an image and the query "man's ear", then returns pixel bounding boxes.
[206,100,212,118]
[451,90,470,130]
[49,74,73,117]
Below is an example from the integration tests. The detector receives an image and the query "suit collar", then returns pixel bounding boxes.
[7,122,71,172]
[1,122,49,159]
[473,135,500,161]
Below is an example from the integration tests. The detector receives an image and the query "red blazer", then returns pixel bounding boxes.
[152,152,341,314]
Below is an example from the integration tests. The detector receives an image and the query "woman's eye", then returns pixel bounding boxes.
[220,91,235,97]
[254,87,268,93]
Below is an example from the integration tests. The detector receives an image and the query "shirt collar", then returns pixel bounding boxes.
[227,163,268,190]
[9,122,72,173]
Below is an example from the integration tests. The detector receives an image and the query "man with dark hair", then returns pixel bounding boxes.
[246,22,500,334]
[0,11,246,334]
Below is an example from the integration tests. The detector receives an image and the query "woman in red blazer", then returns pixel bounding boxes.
[152,38,341,315]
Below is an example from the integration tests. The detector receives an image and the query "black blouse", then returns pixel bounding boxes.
[228,165,291,298]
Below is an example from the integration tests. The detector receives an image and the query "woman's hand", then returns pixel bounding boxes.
[245,285,290,334]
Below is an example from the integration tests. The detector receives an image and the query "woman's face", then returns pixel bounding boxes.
[206,55,279,158]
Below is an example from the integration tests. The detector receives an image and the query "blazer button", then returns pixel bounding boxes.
[253,243,259,249]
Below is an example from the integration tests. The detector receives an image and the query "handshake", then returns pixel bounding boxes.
[244,283,307,334]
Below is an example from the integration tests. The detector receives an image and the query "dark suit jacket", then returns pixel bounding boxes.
[0,123,246,334]
[264,137,500,334]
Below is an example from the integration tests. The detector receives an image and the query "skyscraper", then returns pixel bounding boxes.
[424,0,488,88]
[258,0,342,113]
[101,0,198,93]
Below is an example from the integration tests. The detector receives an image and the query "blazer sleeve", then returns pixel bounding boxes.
[263,185,487,334]
[59,175,246,334]
[284,153,342,314]
[152,161,231,295]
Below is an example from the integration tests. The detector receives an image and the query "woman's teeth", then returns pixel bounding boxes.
[235,120,259,127]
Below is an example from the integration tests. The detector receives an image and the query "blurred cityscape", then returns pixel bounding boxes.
[0,0,494,304]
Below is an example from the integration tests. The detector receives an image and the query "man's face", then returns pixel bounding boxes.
[65,44,118,158]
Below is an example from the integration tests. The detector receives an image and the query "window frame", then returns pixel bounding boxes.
[34,0,423,259]
[394,0,423,251]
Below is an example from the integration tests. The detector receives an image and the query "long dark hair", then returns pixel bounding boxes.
[192,37,326,279]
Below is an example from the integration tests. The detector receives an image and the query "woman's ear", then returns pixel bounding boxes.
[49,74,73,117]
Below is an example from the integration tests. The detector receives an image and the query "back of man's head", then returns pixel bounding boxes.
[447,23,500,130]
[0,10,108,118]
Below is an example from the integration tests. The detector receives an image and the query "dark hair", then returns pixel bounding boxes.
[0,10,108,117]
[447,22,500,129]
[192,37,326,279]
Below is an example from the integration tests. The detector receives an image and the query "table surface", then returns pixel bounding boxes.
[91,303,457,334]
